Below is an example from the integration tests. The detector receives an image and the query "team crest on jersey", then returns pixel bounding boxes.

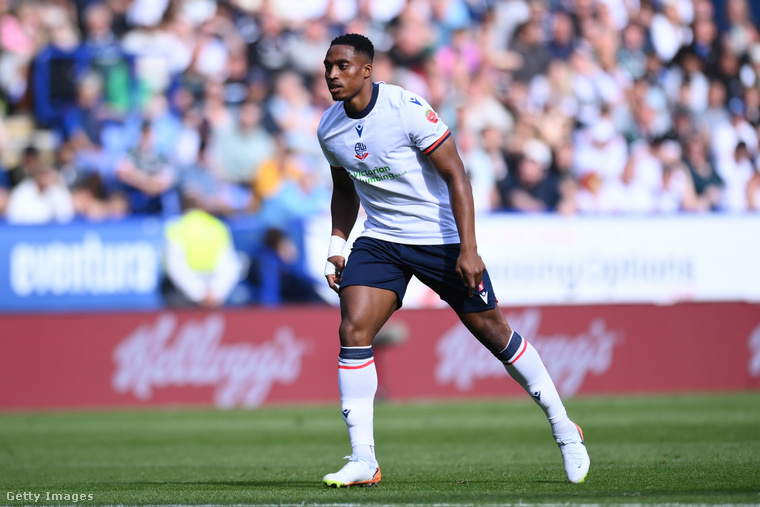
[425,109,439,124]
[355,142,369,160]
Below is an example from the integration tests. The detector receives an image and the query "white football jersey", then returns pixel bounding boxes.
[318,82,459,245]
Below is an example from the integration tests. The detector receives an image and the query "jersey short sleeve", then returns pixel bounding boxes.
[401,91,451,156]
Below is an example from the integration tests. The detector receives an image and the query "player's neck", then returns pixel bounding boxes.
[344,81,378,119]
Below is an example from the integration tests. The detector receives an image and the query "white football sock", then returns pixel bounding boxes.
[339,346,377,462]
[496,331,576,438]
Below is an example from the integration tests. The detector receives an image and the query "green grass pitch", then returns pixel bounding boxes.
[0,393,758,505]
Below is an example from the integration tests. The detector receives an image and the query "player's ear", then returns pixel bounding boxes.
[363,62,372,78]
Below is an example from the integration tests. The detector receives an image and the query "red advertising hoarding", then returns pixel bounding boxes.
[1,303,759,411]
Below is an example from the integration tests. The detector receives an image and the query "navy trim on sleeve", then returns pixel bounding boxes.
[423,130,451,155]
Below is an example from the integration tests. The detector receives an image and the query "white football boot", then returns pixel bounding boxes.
[323,455,381,487]
[556,423,590,483]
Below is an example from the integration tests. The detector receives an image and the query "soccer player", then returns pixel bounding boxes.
[317,33,590,487]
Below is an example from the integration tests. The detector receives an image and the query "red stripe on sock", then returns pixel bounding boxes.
[509,340,528,364]
[338,359,375,370]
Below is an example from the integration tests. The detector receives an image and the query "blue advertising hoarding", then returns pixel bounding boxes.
[0,218,165,312]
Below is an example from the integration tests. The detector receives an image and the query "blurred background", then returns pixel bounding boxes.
[0,0,759,410]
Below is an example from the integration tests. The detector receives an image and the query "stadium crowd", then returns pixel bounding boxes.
[0,0,759,226]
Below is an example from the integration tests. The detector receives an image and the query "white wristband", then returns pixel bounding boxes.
[327,235,347,258]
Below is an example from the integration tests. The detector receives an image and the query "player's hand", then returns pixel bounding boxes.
[456,249,485,298]
[325,255,346,293]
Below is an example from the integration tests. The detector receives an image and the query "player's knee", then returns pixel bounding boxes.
[338,319,374,347]
[463,311,512,353]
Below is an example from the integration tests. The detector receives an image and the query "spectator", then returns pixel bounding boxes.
[682,135,724,212]
[82,2,119,60]
[246,10,292,75]
[574,116,628,184]
[714,44,745,102]
[6,146,74,224]
[173,105,204,168]
[121,13,192,98]
[510,20,551,84]
[718,141,756,212]
[711,98,757,168]
[434,27,483,85]
[286,18,332,80]
[266,71,323,162]
[696,79,731,137]
[724,0,757,57]
[617,22,648,81]
[115,121,179,215]
[550,141,580,216]
[58,141,128,221]
[200,79,233,130]
[161,195,242,308]
[650,0,690,64]
[547,10,576,61]
[527,60,577,147]
[250,137,329,228]
[458,71,514,144]
[63,71,118,152]
[497,138,562,213]
[463,125,507,214]
[245,227,324,306]
[576,141,659,215]
[211,100,275,186]
[0,0,37,108]
[178,142,247,216]
[222,47,253,108]
[386,7,434,77]
[665,51,710,116]
[684,16,720,77]
[652,140,693,213]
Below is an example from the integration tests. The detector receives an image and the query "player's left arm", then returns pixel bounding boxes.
[428,137,485,297]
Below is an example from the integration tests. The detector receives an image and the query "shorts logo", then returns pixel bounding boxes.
[355,142,369,160]
[477,282,488,304]
[425,109,439,124]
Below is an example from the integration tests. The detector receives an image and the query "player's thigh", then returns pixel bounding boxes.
[340,237,411,307]
[339,285,399,347]
[406,244,496,314]
[457,305,514,355]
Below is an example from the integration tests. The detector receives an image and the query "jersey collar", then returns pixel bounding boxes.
[344,82,379,120]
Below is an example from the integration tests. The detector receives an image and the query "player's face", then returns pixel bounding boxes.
[323,44,371,102]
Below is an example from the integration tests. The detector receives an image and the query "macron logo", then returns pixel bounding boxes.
[479,291,488,304]
[342,409,351,420]
[355,124,363,137]
[410,97,422,106]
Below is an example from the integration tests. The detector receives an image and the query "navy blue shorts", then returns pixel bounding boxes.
[340,237,497,314]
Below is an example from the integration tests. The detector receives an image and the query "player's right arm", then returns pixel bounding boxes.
[325,166,360,292]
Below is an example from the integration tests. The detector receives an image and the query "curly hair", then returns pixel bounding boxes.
[330,33,374,62]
